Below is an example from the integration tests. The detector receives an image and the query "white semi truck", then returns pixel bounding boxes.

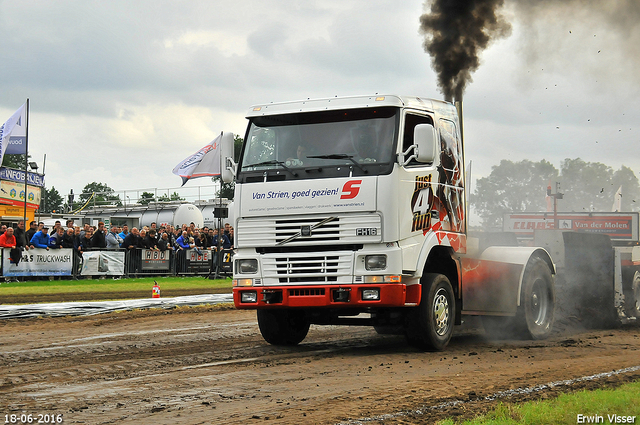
[221,94,558,350]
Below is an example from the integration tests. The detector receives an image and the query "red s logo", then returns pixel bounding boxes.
[341,180,362,199]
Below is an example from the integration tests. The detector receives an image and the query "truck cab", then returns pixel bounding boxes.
[225,95,555,350]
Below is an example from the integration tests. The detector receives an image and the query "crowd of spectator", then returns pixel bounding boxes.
[0,219,235,267]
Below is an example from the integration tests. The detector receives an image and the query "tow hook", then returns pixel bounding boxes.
[261,289,283,304]
[332,287,351,303]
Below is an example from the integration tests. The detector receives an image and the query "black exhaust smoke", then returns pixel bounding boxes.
[420,0,512,102]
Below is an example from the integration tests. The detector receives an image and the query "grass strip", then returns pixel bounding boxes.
[0,276,232,295]
[439,379,640,424]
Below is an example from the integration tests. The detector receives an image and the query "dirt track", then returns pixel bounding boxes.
[0,306,639,424]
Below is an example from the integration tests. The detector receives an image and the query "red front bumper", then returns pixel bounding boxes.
[233,283,420,309]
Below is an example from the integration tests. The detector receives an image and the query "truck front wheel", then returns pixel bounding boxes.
[257,309,310,346]
[405,273,455,351]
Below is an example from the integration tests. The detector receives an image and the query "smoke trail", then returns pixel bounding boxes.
[420,0,512,102]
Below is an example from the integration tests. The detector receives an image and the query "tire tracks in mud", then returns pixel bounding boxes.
[0,309,639,424]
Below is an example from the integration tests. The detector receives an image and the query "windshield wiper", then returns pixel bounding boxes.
[243,160,298,177]
[307,154,368,174]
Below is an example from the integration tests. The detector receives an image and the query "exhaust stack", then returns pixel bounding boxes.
[454,97,468,235]
[454,98,464,145]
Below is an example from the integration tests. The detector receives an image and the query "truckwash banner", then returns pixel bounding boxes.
[2,248,73,277]
[240,177,376,217]
[81,251,125,276]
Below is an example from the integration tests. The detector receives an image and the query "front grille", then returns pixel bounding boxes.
[289,288,326,296]
[237,214,381,247]
[261,251,353,285]
[276,218,340,243]
[276,255,339,283]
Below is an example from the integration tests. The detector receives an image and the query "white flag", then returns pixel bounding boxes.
[0,103,27,165]
[611,185,622,212]
[172,132,223,186]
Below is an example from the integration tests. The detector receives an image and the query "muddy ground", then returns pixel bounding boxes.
[0,306,638,424]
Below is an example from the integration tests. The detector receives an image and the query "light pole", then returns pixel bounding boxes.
[547,182,564,229]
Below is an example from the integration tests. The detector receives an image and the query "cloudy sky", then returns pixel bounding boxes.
[1,0,638,204]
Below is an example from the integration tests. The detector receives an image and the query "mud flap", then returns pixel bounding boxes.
[561,232,617,328]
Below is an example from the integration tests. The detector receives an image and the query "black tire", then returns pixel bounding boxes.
[257,309,310,346]
[482,258,554,340]
[405,273,455,351]
[518,257,555,339]
[629,271,640,318]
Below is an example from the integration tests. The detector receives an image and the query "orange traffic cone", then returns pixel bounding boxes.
[152,281,161,298]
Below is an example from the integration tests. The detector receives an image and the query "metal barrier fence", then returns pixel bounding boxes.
[1,247,234,280]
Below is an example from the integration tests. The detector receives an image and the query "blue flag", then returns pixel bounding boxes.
[0,103,27,164]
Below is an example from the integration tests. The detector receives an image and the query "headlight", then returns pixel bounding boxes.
[365,255,387,271]
[240,291,258,303]
[236,259,258,274]
[362,288,380,301]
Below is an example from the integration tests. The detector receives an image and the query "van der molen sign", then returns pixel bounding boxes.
[0,167,45,187]
[503,212,639,242]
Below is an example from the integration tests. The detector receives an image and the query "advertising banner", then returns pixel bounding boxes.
[220,249,234,272]
[0,180,41,208]
[503,212,639,242]
[141,249,171,271]
[186,249,212,273]
[81,251,125,276]
[240,177,376,217]
[0,167,45,187]
[0,103,25,166]
[2,248,73,277]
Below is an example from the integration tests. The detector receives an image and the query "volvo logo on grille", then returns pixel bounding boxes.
[276,217,337,246]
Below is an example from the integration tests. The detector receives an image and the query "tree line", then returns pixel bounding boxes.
[471,158,640,229]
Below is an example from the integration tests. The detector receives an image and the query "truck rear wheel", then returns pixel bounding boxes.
[257,309,310,346]
[629,271,640,318]
[482,257,554,340]
[405,273,455,351]
[518,257,555,339]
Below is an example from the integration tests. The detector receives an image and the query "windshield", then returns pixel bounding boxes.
[238,107,398,181]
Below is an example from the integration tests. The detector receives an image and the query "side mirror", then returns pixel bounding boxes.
[220,132,236,183]
[414,124,437,163]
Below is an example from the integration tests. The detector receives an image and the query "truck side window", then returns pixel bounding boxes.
[403,113,434,165]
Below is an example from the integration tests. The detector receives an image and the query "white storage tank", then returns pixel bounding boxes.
[173,203,204,228]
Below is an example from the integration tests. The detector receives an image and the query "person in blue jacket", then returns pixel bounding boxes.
[29,226,50,250]
[174,231,190,250]
[174,230,192,273]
